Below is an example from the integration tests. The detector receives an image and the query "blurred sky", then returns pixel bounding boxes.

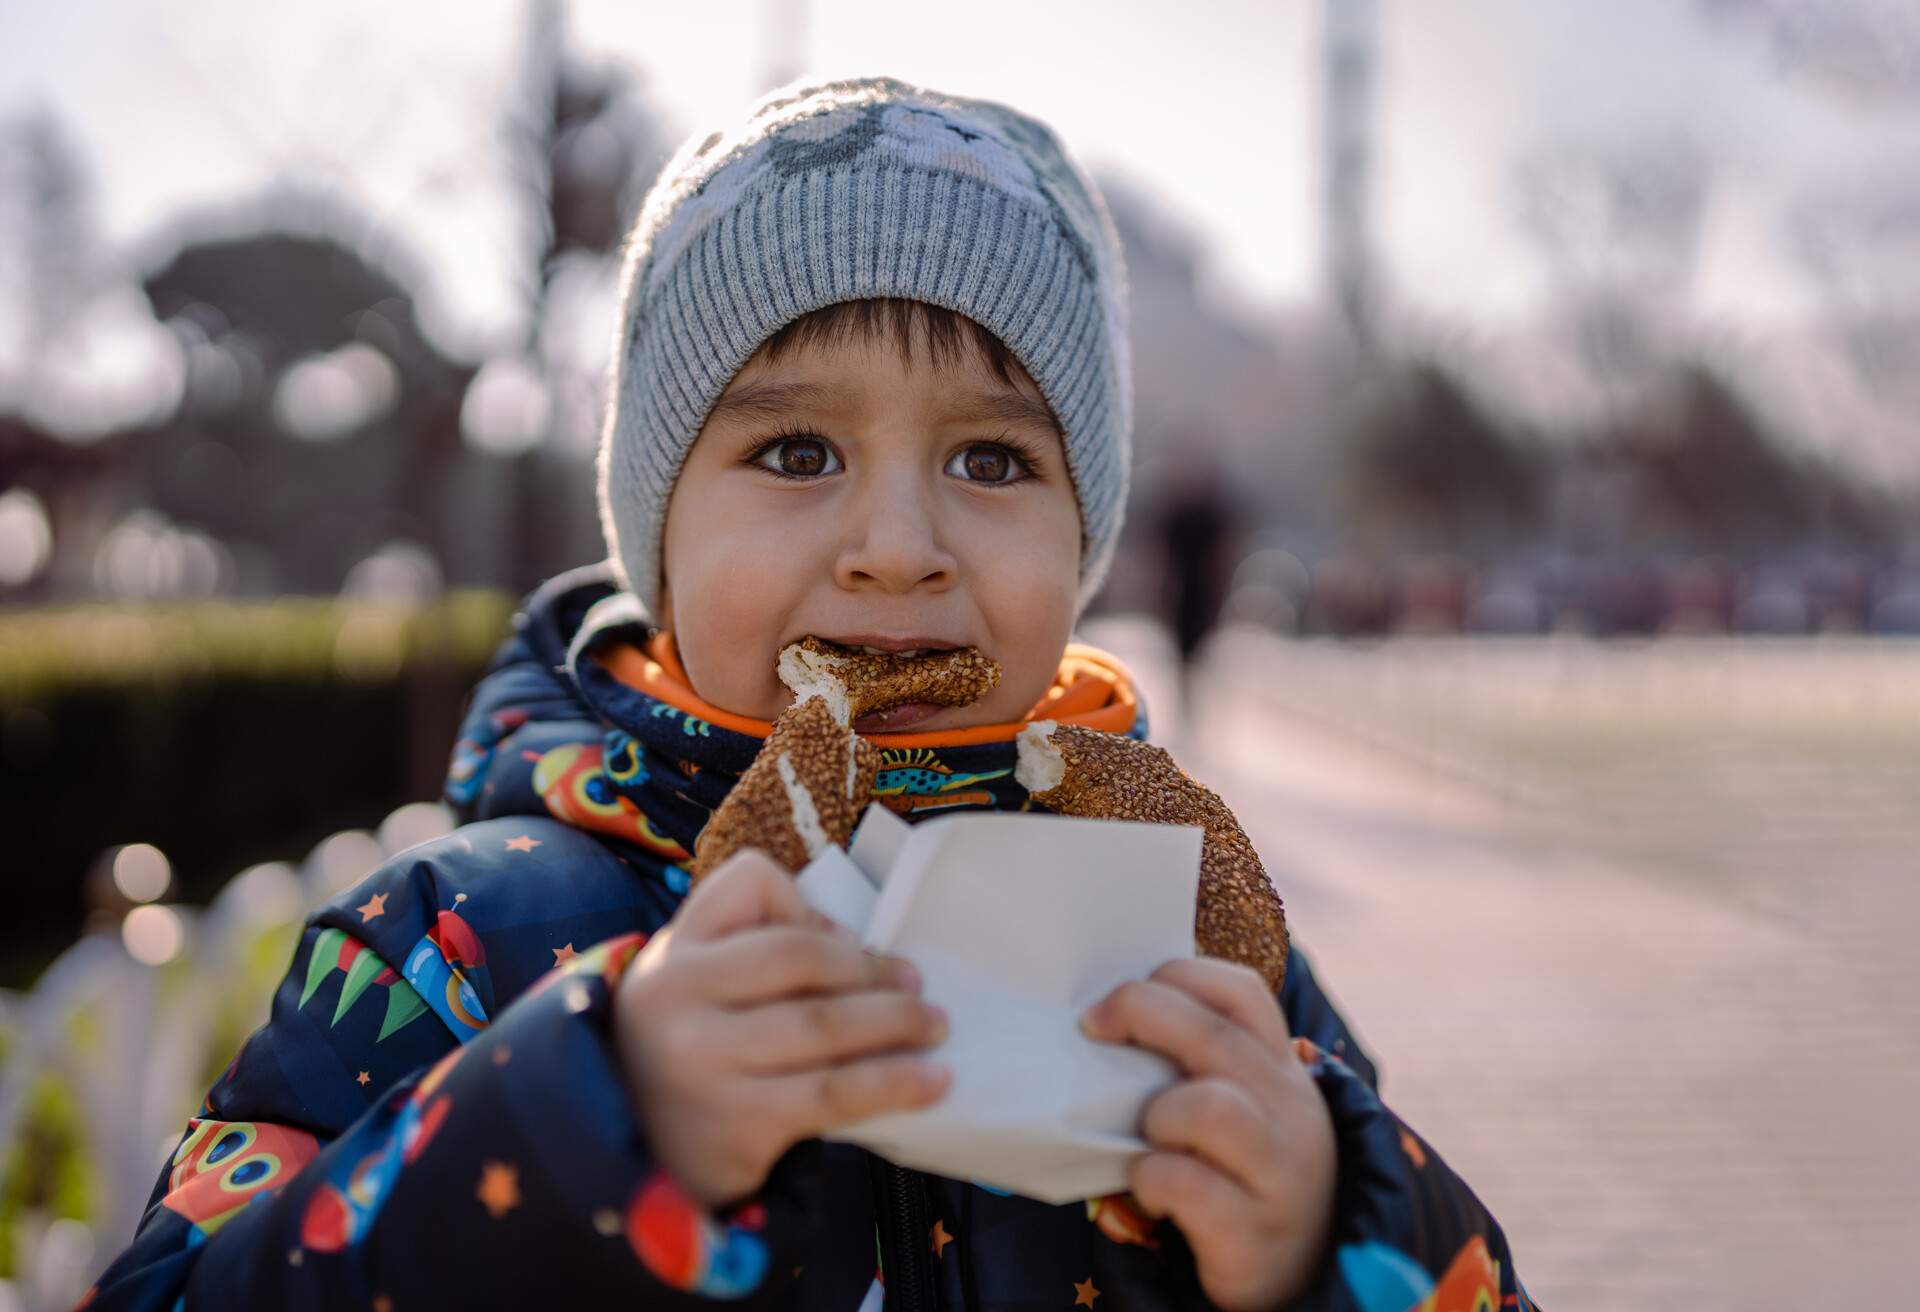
[6,0,1920,361]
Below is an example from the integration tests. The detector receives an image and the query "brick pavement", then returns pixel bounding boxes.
[1082,620,1920,1309]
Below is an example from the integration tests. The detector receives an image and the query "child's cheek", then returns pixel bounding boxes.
[675,568,784,717]
[990,576,1078,718]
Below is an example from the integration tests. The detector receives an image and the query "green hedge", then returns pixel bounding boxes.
[0,591,515,696]
[0,592,516,988]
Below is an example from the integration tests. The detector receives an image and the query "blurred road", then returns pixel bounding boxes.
[1083,619,1920,1310]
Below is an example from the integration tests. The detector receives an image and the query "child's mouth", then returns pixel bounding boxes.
[852,701,944,733]
[820,639,963,658]
[793,637,998,732]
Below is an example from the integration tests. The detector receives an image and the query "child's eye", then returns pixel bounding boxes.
[750,435,843,480]
[946,442,1031,485]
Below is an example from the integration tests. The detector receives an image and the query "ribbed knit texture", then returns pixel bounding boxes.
[596,75,1132,618]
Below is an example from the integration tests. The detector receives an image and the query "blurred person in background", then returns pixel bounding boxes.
[1151,450,1248,700]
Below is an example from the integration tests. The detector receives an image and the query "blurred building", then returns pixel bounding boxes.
[0,6,670,604]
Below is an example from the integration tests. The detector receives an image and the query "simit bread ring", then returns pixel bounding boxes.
[687,695,878,879]
[1015,720,1289,989]
[687,640,1002,881]
[785,637,1001,720]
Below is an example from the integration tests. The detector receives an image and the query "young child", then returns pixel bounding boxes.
[82,77,1531,1311]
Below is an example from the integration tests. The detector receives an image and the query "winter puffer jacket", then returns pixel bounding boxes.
[80,563,1534,1312]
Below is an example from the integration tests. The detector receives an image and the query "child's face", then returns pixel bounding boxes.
[658,323,1082,731]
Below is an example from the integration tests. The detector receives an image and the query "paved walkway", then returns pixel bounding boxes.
[1082,621,1920,1310]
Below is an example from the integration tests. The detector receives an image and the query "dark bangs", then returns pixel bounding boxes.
[757,298,1024,392]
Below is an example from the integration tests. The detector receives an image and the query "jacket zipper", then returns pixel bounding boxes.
[874,1159,933,1312]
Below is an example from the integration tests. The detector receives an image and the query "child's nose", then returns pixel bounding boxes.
[835,479,958,594]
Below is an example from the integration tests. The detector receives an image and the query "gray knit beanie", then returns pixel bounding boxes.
[596,74,1132,619]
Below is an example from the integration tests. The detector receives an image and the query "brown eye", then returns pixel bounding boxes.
[948,444,1018,484]
[753,436,840,479]
[780,440,828,476]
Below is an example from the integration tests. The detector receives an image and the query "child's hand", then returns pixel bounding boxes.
[612,848,950,1212]
[1080,959,1337,1312]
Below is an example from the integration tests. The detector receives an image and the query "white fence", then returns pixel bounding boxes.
[0,803,453,1312]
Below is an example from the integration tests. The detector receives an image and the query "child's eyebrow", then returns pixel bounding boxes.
[708,379,1060,434]
[948,389,1063,434]
[708,379,843,425]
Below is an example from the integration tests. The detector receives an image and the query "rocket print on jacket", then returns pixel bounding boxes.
[529,740,692,861]
[400,902,491,1042]
[160,1120,322,1245]
[446,708,531,806]
[300,927,431,1042]
[300,1049,457,1253]
[624,1172,771,1299]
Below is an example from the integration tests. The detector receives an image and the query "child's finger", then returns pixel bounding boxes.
[1139,1077,1281,1197]
[1126,1148,1251,1235]
[672,847,812,941]
[685,925,921,1005]
[1145,958,1292,1053]
[1125,1149,1269,1308]
[776,1052,952,1137]
[1082,979,1284,1094]
[722,989,947,1074]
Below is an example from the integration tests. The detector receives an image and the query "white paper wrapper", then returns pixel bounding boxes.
[794,806,1203,1203]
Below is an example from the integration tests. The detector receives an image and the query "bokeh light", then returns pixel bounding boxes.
[89,511,230,600]
[459,355,550,455]
[27,286,186,440]
[109,842,171,903]
[341,539,444,602]
[219,860,304,926]
[0,487,53,588]
[120,903,184,966]
[271,341,400,441]
[377,801,455,856]
[306,829,386,898]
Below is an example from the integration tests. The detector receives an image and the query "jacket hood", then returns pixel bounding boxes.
[443,563,1150,873]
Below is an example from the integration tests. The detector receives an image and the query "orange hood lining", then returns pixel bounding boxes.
[593,633,1139,747]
